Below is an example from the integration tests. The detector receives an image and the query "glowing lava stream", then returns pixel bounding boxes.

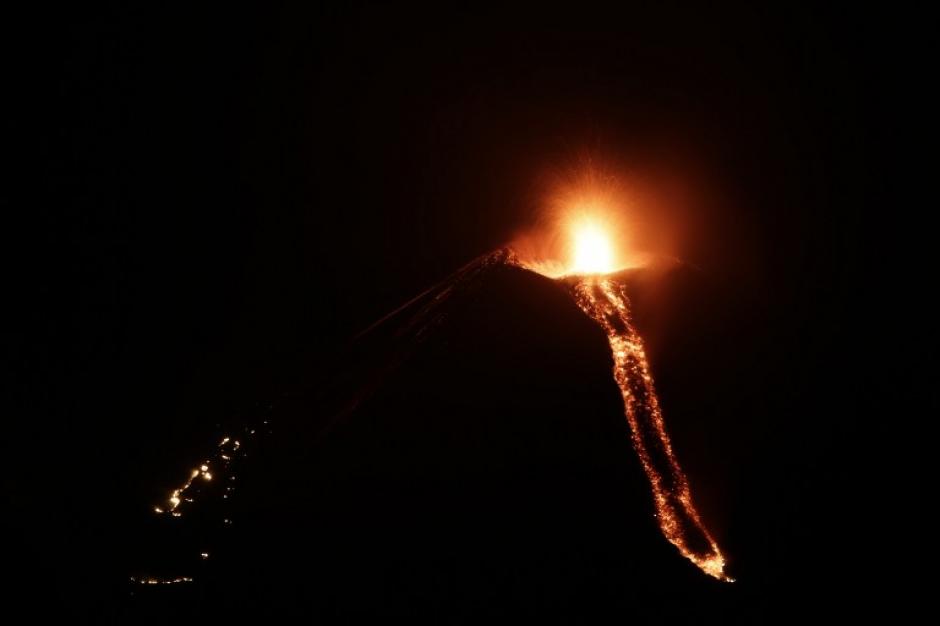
[570,275,731,581]
[512,206,730,580]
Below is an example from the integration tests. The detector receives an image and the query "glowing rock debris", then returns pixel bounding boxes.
[130,576,194,586]
[133,428,259,586]
[155,436,241,518]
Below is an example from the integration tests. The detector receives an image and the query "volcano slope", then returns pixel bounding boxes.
[126,252,740,622]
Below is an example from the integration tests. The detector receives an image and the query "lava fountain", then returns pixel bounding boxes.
[513,213,732,582]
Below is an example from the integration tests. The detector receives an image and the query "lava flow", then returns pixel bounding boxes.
[514,217,732,582]
[573,277,730,581]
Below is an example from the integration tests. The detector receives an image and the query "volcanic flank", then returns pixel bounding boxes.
[126,251,736,622]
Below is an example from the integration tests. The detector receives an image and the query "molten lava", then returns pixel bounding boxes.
[572,278,730,581]
[515,219,732,582]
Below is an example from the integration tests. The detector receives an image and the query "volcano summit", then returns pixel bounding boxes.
[127,250,736,622]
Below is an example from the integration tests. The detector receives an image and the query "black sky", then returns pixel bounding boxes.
[11,2,922,619]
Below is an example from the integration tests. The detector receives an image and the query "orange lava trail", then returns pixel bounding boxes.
[572,277,732,582]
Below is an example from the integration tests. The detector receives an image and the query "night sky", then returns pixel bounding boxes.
[11,3,920,620]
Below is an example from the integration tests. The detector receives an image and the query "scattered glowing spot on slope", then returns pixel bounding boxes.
[130,576,193,585]
[155,437,243,518]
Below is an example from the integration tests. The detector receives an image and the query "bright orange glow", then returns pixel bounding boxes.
[510,162,660,277]
[515,208,642,278]
[570,218,616,274]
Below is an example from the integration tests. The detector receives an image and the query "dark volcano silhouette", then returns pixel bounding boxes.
[126,252,739,622]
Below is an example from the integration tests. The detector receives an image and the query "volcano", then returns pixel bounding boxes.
[125,251,738,622]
